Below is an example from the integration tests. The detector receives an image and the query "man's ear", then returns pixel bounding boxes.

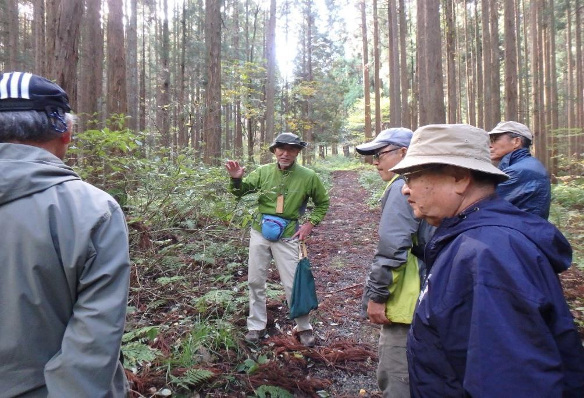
[59,130,72,145]
[451,167,472,195]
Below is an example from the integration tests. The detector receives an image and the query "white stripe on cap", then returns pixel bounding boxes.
[10,72,22,98]
[20,73,32,99]
[0,73,9,99]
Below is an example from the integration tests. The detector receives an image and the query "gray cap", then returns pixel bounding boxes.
[269,133,308,153]
[489,121,533,141]
[355,128,413,155]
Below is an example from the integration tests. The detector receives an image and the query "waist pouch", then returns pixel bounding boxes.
[261,214,290,241]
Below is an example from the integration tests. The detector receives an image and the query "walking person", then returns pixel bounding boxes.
[356,128,434,397]
[226,133,330,347]
[0,72,131,396]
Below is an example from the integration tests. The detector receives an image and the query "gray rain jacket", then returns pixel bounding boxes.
[0,143,130,397]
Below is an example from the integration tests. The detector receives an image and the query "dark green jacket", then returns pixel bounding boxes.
[229,162,329,237]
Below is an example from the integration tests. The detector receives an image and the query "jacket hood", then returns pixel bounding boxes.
[0,143,80,206]
[427,195,571,274]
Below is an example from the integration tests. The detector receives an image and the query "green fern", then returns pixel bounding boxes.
[169,368,215,389]
[253,385,294,398]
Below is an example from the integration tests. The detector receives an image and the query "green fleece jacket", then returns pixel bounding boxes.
[229,162,329,237]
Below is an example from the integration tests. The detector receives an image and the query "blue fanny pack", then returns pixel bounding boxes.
[261,214,290,241]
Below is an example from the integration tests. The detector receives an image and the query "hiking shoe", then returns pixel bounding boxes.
[297,329,315,347]
[244,329,265,344]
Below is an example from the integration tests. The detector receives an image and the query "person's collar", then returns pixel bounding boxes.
[277,161,297,171]
[499,147,529,169]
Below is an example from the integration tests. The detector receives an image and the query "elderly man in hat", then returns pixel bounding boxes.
[225,133,329,346]
[489,121,551,218]
[0,72,130,396]
[390,124,584,397]
[355,128,434,397]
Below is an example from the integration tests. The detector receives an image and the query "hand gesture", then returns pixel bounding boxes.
[225,160,245,179]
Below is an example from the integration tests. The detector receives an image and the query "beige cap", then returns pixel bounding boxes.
[390,124,509,182]
[489,121,533,141]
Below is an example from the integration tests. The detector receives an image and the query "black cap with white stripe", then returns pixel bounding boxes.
[0,72,71,113]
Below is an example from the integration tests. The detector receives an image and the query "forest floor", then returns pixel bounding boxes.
[242,169,584,397]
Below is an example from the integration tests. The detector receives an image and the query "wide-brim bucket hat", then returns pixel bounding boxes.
[269,132,308,153]
[391,124,509,182]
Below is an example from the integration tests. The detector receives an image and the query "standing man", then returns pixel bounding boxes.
[226,133,329,347]
[356,128,434,397]
[391,124,584,397]
[489,121,551,218]
[0,72,130,396]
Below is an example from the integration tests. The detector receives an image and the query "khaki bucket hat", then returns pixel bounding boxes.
[390,124,509,182]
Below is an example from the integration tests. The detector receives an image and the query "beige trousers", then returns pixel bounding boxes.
[247,228,312,332]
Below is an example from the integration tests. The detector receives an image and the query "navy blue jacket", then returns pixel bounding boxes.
[496,148,551,219]
[408,196,584,397]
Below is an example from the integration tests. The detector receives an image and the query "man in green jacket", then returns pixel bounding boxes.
[226,133,329,347]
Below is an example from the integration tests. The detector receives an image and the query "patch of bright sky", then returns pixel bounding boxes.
[255,0,359,81]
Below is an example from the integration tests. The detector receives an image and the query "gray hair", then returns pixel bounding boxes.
[0,111,75,143]
[508,132,531,148]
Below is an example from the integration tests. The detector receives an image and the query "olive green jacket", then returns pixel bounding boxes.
[229,162,329,237]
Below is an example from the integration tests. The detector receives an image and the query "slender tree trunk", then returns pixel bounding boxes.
[203,0,222,165]
[127,0,139,132]
[388,0,401,127]
[106,0,127,118]
[7,0,18,70]
[33,0,46,76]
[361,0,372,141]
[263,0,277,163]
[373,0,382,132]
[489,0,501,125]
[398,0,410,128]
[481,0,493,129]
[47,0,82,108]
[464,3,476,126]
[445,0,457,123]
[417,0,445,125]
[504,0,518,120]
[78,0,103,130]
[157,0,171,147]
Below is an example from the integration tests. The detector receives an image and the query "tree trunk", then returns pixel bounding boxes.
[398,0,410,128]
[203,0,222,165]
[7,0,18,71]
[504,0,518,120]
[78,0,103,130]
[263,0,277,163]
[417,0,445,125]
[106,0,127,118]
[157,0,171,147]
[360,0,372,142]
[388,0,401,127]
[33,0,46,76]
[47,0,82,108]
[445,0,457,123]
[373,0,382,132]
[127,0,139,132]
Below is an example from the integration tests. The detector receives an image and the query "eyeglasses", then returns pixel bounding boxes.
[402,165,443,184]
[373,147,401,160]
